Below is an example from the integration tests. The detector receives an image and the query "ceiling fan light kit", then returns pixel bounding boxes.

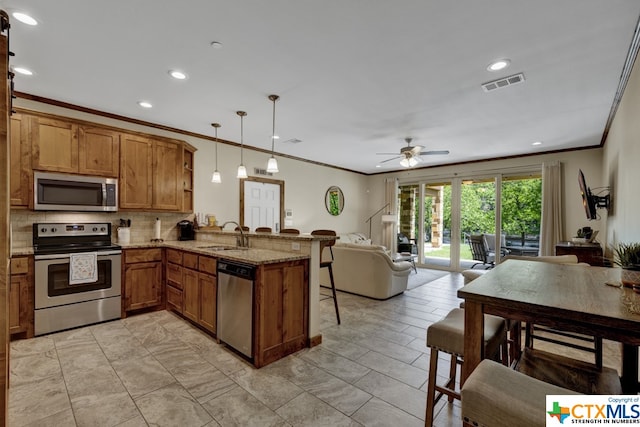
[377,137,449,168]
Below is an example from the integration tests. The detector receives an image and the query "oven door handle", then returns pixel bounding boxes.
[35,250,123,260]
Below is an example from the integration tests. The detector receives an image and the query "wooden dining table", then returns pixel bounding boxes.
[458,259,640,393]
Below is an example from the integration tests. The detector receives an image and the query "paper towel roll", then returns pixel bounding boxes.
[154,218,161,240]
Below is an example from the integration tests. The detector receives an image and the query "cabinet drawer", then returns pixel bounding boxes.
[10,257,29,275]
[199,256,217,275]
[125,248,162,263]
[183,252,198,270]
[166,262,183,289]
[166,285,183,313]
[166,248,183,265]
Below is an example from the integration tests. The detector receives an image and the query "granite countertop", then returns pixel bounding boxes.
[12,230,332,265]
[196,228,338,241]
[162,240,309,265]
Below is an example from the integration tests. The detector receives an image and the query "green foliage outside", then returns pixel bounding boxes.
[412,178,542,247]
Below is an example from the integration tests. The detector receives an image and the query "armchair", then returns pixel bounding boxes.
[397,232,418,255]
[468,234,510,269]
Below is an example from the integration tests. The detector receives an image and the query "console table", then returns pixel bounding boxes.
[555,242,607,266]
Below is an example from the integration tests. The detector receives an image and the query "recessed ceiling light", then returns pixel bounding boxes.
[375,164,381,168]
[210,41,223,49]
[487,59,510,72]
[12,12,38,26]
[169,70,187,80]
[13,67,33,76]
[532,141,542,146]
[137,101,153,109]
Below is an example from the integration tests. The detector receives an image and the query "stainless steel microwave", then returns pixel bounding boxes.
[34,171,118,212]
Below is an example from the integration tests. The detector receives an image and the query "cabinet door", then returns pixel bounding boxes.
[9,257,34,338]
[199,273,216,333]
[9,274,29,335]
[10,113,32,207]
[124,261,162,311]
[120,133,153,209]
[182,268,199,322]
[31,116,79,173]
[78,126,120,177]
[152,139,182,211]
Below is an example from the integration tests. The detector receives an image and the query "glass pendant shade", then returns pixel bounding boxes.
[400,158,410,168]
[266,94,280,173]
[266,156,279,173]
[211,122,222,184]
[237,164,248,179]
[236,111,248,179]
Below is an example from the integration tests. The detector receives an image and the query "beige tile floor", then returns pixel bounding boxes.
[8,271,622,427]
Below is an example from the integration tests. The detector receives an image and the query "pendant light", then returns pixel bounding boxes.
[210,123,222,183]
[236,111,248,179]
[266,94,279,173]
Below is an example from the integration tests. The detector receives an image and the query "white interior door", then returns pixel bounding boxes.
[243,180,281,231]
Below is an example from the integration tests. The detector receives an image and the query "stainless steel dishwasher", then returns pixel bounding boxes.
[217,259,256,358]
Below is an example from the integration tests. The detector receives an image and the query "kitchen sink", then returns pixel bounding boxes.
[197,245,249,251]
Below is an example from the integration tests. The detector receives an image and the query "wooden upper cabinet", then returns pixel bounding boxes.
[152,139,182,211]
[29,114,120,178]
[10,113,32,208]
[31,116,79,173]
[78,126,120,177]
[120,133,153,209]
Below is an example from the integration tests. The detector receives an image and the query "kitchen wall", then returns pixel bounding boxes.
[602,48,640,250]
[14,99,372,238]
[11,210,189,250]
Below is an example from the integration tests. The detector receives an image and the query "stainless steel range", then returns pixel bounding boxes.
[33,222,122,335]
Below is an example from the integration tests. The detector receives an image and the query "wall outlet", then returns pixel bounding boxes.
[291,242,301,251]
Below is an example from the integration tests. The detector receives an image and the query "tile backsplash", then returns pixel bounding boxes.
[11,210,192,249]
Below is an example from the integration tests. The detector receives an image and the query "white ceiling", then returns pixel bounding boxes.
[5,1,640,174]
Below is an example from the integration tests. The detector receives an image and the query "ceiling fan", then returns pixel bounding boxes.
[377,137,449,168]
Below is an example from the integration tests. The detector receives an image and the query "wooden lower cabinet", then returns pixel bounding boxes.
[254,259,308,368]
[182,268,199,322]
[168,252,217,334]
[123,249,163,314]
[198,272,217,333]
[9,257,34,339]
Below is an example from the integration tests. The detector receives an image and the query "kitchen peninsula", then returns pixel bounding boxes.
[119,229,333,367]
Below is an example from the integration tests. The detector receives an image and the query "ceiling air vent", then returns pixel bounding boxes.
[253,167,273,177]
[282,138,302,144]
[481,73,525,92]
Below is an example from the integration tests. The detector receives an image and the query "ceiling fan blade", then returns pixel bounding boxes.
[378,156,402,164]
[376,152,402,155]
[422,150,450,155]
[414,156,423,163]
[409,145,423,156]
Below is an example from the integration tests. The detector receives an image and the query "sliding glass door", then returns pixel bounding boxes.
[398,181,452,269]
[399,171,541,271]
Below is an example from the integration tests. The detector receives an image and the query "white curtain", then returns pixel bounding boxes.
[540,161,563,256]
[382,178,398,254]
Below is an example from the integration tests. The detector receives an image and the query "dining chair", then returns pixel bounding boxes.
[255,227,272,233]
[311,229,340,324]
[503,254,603,368]
[425,308,508,427]
[468,234,496,269]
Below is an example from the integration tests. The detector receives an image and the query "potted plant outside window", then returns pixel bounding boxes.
[613,242,640,288]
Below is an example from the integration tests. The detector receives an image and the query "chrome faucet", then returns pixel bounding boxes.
[221,221,249,248]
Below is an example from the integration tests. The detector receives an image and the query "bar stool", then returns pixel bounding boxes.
[311,229,340,324]
[279,228,300,235]
[255,227,272,233]
[425,308,507,427]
